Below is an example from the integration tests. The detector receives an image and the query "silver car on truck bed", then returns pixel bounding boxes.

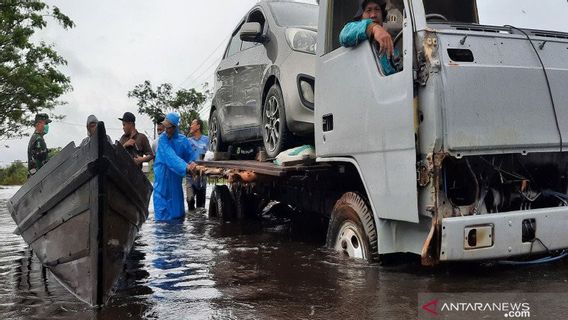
[209,0,318,158]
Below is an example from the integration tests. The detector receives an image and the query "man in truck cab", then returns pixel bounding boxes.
[340,0,401,75]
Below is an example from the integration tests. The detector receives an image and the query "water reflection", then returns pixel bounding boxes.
[2,185,568,319]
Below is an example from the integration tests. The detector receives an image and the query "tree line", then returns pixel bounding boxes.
[1,1,210,142]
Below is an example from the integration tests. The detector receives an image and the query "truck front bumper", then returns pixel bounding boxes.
[440,207,568,261]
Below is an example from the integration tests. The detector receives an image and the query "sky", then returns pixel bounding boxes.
[0,0,259,165]
[1,0,567,166]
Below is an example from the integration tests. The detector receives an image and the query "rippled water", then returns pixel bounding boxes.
[2,185,568,319]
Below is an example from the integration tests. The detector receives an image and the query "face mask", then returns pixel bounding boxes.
[43,124,49,135]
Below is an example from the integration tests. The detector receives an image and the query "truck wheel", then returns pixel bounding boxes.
[231,184,264,220]
[262,84,291,158]
[326,192,379,262]
[209,109,226,152]
[208,185,234,220]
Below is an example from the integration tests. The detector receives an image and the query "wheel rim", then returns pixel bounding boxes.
[209,115,219,151]
[334,221,367,260]
[263,96,280,153]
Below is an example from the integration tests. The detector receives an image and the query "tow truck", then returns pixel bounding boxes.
[200,0,568,265]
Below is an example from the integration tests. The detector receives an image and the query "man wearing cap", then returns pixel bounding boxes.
[118,112,154,169]
[27,113,51,176]
[153,112,198,221]
[80,115,112,147]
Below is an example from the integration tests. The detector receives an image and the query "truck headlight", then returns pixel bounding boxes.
[285,28,317,55]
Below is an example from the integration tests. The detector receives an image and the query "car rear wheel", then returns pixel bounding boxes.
[262,84,291,158]
[326,192,379,262]
[209,109,226,152]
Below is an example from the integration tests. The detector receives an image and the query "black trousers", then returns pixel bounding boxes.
[187,184,206,209]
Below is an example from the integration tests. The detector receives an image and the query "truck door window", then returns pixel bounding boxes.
[327,0,405,76]
[326,0,360,53]
[326,0,405,53]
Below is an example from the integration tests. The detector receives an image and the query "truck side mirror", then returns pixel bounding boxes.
[240,22,264,43]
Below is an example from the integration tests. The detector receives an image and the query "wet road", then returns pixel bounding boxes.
[2,185,568,319]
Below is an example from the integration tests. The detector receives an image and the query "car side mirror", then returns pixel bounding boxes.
[240,22,264,43]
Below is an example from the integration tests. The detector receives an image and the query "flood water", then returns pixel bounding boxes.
[2,185,568,319]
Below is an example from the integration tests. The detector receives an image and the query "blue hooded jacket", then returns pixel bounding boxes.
[339,19,400,76]
[153,112,196,221]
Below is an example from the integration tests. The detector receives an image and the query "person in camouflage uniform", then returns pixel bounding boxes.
[27,113,51,176]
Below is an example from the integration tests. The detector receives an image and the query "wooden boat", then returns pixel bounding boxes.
[8,122,152,306]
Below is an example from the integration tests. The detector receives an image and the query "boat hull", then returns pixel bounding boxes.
[8,122,152,306]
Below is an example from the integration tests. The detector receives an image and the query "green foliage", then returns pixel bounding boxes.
[201,120,209,136]
[128,81,209,137]
[0,0,74,139]
[0,160,27,185]
[48,147,61,159]
[127,81,175,124]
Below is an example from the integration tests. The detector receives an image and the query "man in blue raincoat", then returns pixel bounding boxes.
[153,112,197,221]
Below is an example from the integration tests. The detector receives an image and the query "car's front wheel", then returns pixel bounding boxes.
[262,84,291,158]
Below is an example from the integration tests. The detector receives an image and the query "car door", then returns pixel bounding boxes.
[233,8,271,139]
[216,22,244,137]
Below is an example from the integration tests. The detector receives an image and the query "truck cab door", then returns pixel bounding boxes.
[315,0,419,223]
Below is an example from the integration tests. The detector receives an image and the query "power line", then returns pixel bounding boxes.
[190,56,222,88]
[176,35,230,89]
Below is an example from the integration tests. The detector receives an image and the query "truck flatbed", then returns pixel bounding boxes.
[197,160,330,178]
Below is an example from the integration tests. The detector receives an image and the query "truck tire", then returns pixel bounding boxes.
[209,109,227,152]
[262,84,291,158]
[208,185,234,220]
[231,184,264,220]
[326,192,379,262]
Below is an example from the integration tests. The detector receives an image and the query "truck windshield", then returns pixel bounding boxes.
[477,0,568,33]
[269,2,318,29]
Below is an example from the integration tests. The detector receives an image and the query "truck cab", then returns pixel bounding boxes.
[315,0,568,264]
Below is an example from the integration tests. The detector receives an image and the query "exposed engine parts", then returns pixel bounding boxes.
[440,154,568,216]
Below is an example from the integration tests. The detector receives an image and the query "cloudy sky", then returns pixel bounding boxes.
[1,0,259,165]
[1,0,567,166]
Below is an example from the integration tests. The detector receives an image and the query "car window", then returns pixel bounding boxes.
[242,9,266,51]
[268,2,318,28]
[225,23,244,58]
